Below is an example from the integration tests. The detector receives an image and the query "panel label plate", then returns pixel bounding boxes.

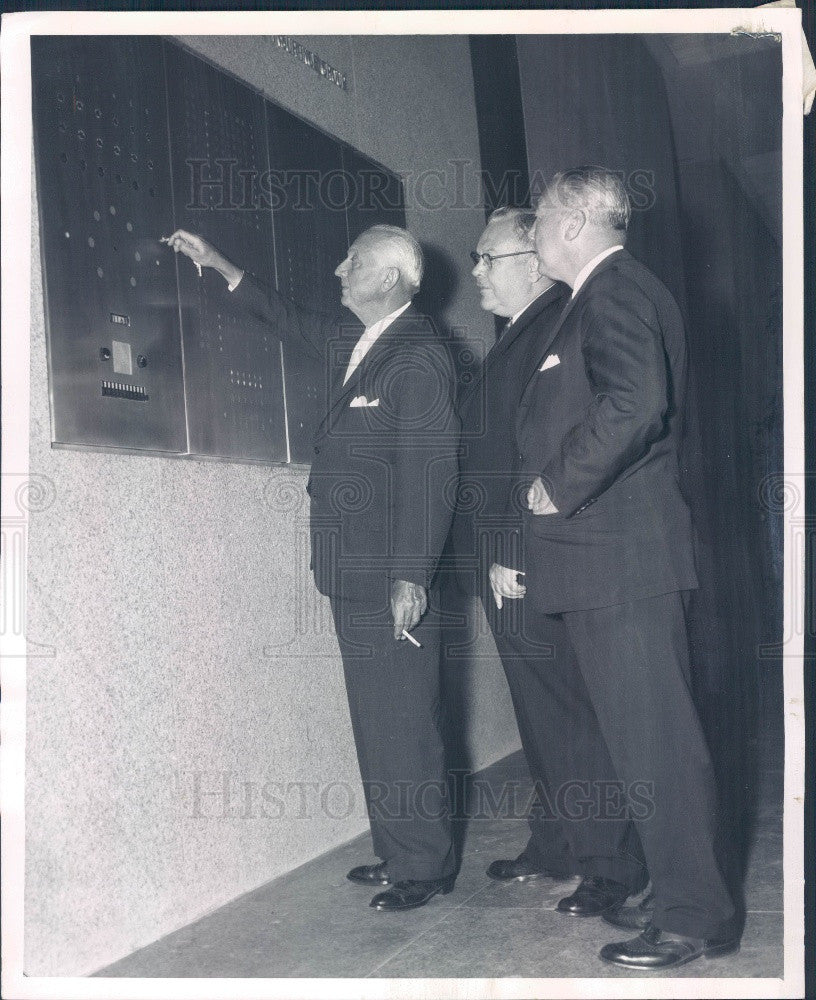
[111,339,133,376]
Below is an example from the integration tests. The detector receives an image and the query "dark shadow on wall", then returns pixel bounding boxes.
[515,34,688,298]
[677,155,783,883]
[438,580,481,867]
[416,241,486,397]
[414,239,496,865]
[414,241,460,321]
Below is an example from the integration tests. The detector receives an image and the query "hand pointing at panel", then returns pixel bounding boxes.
[160,229,244,288]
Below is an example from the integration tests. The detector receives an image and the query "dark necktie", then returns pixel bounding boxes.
[482,319,513,369]
[494,318,515,351]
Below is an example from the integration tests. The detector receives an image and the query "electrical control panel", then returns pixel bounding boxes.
[32,36,187,453]
[32,36,406,465]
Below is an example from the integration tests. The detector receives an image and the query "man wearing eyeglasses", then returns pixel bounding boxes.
[450,207,603,885]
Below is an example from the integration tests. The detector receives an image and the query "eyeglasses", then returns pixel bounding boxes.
[469,250,536,270]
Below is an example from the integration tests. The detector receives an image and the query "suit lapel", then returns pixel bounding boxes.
[520,249,629,401]
[494,283,564,358]
[462,283,565,405]
[314,305,415,440]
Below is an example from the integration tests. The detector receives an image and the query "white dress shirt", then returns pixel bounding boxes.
[343,301,411,385]
[508,282,556,328]
[571,245,624,298]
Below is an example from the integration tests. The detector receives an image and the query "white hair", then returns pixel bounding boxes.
[366,225,424,292]
[539,166,631,234]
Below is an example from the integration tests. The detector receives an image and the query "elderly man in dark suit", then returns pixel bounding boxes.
[501,166,737,969]
[452,206,649,898]
[450,207,587,882]
[164,225,459,912]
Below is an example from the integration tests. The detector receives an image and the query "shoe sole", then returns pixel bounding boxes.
[370,884,454,911]
[600,942,741,969]
[486,870,547,883]
[558,898,629,918]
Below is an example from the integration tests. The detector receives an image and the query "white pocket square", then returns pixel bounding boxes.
[539,354,560,372]
[349,395,379,408]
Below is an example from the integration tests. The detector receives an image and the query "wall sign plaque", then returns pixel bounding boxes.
[271,36,349,91]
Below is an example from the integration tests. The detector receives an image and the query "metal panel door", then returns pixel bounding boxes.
[164,41,287,463]
[32,36,187,453]
[265,103,352,464]
[341,145,406,243]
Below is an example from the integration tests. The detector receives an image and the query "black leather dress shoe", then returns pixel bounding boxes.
[487,855,552,882]
[602,889,655,930]
[556,876,628,917]
[600,924,740,969]
[370,875,455,911]
[347,861,391,886]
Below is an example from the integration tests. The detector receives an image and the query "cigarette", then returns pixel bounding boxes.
[401,629,421,648]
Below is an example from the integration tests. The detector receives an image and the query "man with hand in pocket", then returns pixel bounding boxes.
[508,167,736,970]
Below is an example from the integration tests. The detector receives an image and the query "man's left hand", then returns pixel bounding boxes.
[391,580,428,639]
[527,476,559,515]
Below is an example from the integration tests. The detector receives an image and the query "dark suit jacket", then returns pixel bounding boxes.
[515,249,699,613]
[232,275,460,606]
[447,283,568,595]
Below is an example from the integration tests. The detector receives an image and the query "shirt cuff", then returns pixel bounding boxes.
[227,271,244,292]
[390,570,429,590]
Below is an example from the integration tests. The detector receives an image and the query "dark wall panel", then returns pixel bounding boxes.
[164,41,287,463]
[32,36,186,453]
[517,34,687,305]
[468,36,530,215]
[265,105,351,463]
[264,110,407,463]
[342,145,406,242]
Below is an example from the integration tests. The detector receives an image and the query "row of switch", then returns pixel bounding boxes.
[101,381,148,401]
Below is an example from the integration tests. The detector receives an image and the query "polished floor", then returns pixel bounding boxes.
[97,738,783,980]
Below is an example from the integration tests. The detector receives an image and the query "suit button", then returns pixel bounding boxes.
[314,446,320,455]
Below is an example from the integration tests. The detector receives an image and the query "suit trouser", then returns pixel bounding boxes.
[499,588,735,939]
[484,594,648,890]
[330,594,455,883]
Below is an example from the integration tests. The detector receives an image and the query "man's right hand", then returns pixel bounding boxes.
[489,563,526,609]
[160,230,243,288]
